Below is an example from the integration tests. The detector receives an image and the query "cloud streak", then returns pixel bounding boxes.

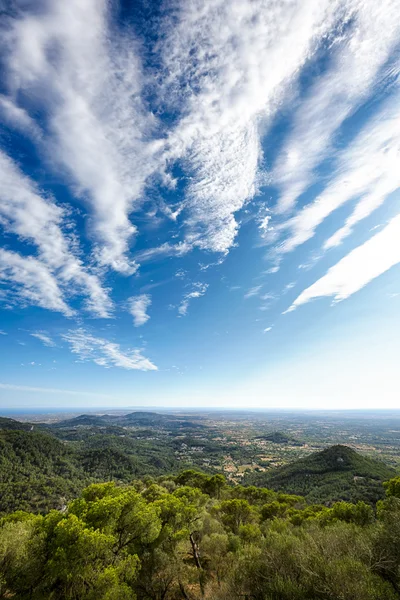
[30,332,56,347]
[128,294,151,327]
[62,329,157,371]
[273,0,400,213]
[0,150,113,317]
[287,214,400,311]
[3,0,162,274]
[0,382,112,398]
[160,0,346,253]
[0,249,74,316]
[178,283,208,316]
[274,87,400,256]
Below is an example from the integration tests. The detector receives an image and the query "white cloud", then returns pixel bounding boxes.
[128,294,151,327]
[1,0,399,336]
[160,0,346,253]
[0,382,112,398]
[30,332,56,347]
[0,150,113,317]
[0,331,7,335]
[178,283,208,316]
[175,269,187,279]
[0,249,74,316]
[286,214,400,311]
[199,258,224,271]
[0,95,42,140]
[283,282,296,293]
[244,285,262,299]
[62,328,157,371]
[275,88,400,255]
[4,0,396,277]
[263,326,272,333]
[3,0,163,274]
[135,242,191,263]
[273,0,400,213]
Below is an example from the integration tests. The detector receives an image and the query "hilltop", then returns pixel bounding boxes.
[0,425,173,513]
[53,410,207,431]
[1,410,398,514]
[0,416,32,431]
[245,444,396,504]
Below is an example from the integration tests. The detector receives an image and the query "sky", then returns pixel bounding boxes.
[0,0,400,411]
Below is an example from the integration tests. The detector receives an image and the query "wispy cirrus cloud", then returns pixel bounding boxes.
[62,328,157,371]
[135,242,191,263]
[178,283,208,316]
[0,95,42,140]
[3,0,162,274]
[0,150,113,317]
[274,87,400,257]
[1,0,400,375]
[286,214,400,312]
[128,294,151,327]
[160,0,347,253]
[3,0,397,279]
[244,286,262,299]
[273,0,400,214]
[0,249,74,316]
[30,332,56,347]
[0,382,112,398]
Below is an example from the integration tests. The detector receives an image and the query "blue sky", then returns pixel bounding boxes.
[0,0,400,410]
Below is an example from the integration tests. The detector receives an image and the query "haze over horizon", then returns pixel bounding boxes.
[1,0,400,411]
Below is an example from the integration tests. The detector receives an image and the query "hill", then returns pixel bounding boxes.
[54,410,207,431]
[245,445,396,504]
[0,424,175,513]
[51,414,108,428]
[0,428,87,513]
[0,416,32,431]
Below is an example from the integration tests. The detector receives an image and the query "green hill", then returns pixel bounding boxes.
[51,414,108,427]
[0,428,88,513]
[0,416,32,431]
[245,445,396,504]
[54,410,206,431]
[0,423,177,513]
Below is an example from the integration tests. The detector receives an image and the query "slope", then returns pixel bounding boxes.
[245,445,396,504]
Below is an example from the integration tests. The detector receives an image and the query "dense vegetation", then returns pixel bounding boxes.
[2,469,400,599]
[245,445,396,505]
[1,412,396,514]
[0,424,177,514]
[1,415,400,598]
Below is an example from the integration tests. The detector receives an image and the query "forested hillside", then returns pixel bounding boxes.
[0,415,397,514]
[245,445,396,504]
[1,415,400,598]
[0,424,176,514]
[1,469,400,599]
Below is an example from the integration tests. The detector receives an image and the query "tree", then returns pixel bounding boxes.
[383,477,400,498]
[214,499,257,534]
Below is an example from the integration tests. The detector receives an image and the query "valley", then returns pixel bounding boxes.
[2,409,400,513]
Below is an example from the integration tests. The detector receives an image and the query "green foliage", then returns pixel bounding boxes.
[384,475,400,498]
[1,417,400,599]
[246,444,396,505]
[214,499,257,534]
[0,429,89,513]
[1,475,400,599]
